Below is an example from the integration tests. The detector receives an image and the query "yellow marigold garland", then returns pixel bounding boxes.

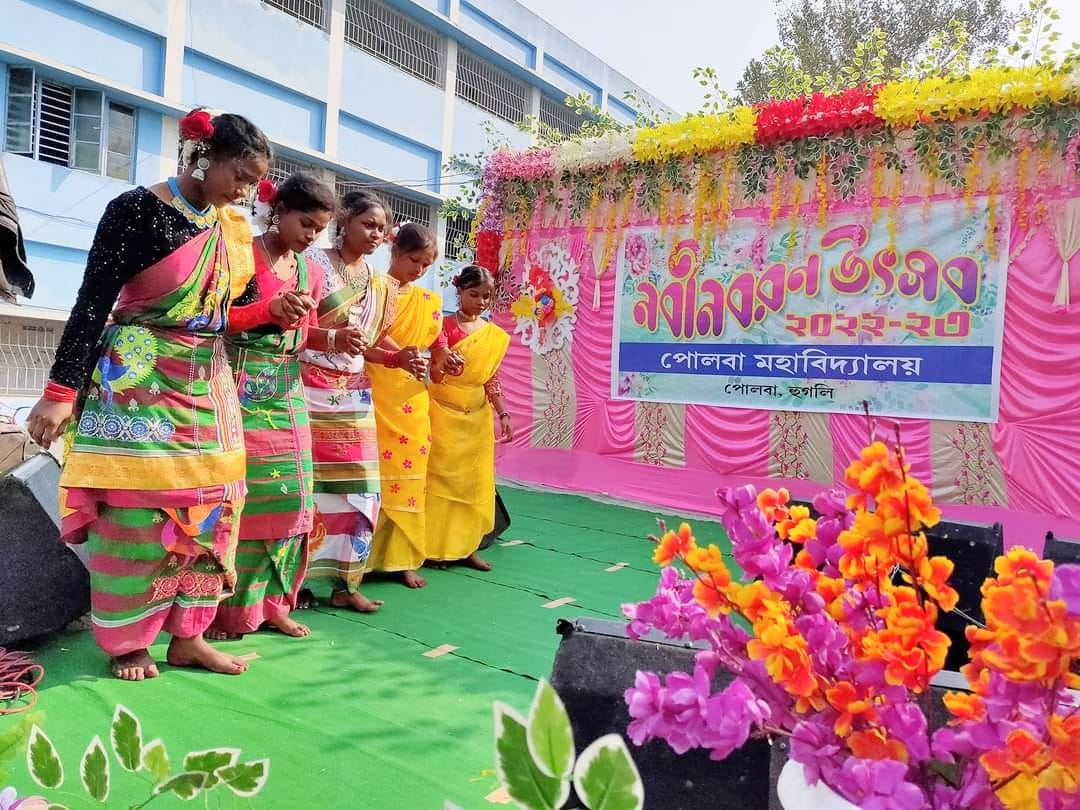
[816,153,829,227]
[869,151,883,224]
[1016,143,1031,231]
[631,107,757,163]
[987,174,1000,261]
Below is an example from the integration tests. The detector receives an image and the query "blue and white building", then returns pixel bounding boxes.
[0,0,666,401]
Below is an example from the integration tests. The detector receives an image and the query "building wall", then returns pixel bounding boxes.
[0,0,667,331]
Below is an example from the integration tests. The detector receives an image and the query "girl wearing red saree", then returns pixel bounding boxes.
[25,110,271,681]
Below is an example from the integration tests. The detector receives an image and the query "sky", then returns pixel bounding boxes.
[515,0,1080,115]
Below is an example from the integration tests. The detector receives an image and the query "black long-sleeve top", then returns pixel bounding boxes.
[49,187,206,391]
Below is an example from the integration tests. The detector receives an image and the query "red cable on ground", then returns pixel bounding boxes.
[0,647,44,715]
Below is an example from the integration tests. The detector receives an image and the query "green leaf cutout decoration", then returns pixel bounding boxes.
[80,735,110,802]
[573,735,643,810]
[47,805,69,810]
[526,679,575,780]
[153,771,208,800]
[494,703,568,810]
[182,748,239,789]
[110,704,142,772]
[216,759,270,797]
[0,712,40,786]
[141,738,171,782]
[27,725,64,789]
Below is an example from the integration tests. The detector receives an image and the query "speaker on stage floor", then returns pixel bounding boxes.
[0,453,89,645]
[1044,532,1080,567]
[550,617,779,810]
[478,488,511,551]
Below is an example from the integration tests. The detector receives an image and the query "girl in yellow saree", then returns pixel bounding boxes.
[366,223,461,589]
[427,265,511,569]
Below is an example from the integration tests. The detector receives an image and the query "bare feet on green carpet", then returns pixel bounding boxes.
[267,613,311,637]
[205,629,243,641]
[295,588,318,609]
[111,649,159,681]
[330,590,384,613]
[166,635,248,675]
[403,570,426,588]
[464,552,492,571]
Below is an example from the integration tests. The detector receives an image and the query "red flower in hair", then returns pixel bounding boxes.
[179,110,214,141]
[257,179,277,203]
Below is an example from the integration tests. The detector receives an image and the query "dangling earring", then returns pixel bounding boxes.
[268,213,280,234]
[332,226,344,250]
[192,156,210,182]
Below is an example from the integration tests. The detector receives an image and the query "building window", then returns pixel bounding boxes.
[266,155,320,185]
[335,176,435,229]
[539,95,584,139]
[444,215,474,261]
[3,67,137,182]
[262,0,326,30]
[345,0,445,87]
[455,49,529,124]
[0,314,59,397]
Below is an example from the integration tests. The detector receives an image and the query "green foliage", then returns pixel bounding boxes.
[485,679,643,810]
[15,704,270,809]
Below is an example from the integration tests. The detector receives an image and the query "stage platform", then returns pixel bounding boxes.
[3,487,716,808]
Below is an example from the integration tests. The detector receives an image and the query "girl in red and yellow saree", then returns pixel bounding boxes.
[366,223,463,589]
[25,110,272,681]
[208,172,335,641]
[299,192,427,612]
[427,266,512,571]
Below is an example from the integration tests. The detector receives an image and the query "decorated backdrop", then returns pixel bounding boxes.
[476,66,1080,545]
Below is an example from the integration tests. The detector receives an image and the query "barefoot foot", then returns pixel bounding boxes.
[166,635,248,675]
[464,552,493,571]
[402,570,427,589]
[205,629,243,641]
[330,590,384,613]
[295,588,318,610]
[267,613,311,637]
[111,649,159,681]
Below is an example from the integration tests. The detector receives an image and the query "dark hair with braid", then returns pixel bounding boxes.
[275,171,337,215]
[339,190,387,221]
[451,264,494,291]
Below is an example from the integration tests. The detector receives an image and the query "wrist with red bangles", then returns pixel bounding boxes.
[43,380,77,404]
[384,350,401,368]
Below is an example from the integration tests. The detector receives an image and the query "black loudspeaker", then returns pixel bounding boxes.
[550,617,778,810]
[478,488,511,550]
[0,454,90,645]
[1044,532,1080,567]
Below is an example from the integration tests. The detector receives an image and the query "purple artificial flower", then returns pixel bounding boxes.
[796,613,851,677]
[0,789,47,810]
[834,758,926,810]
[700,678,772,760]
[623,565,711,642]
[1050,563,1080,616]
[876,702,930,764]
[625,658,712,754]
[788,719,844,787]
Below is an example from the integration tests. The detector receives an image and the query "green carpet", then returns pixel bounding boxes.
[1,488,727,808]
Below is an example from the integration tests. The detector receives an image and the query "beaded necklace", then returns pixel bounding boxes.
[168,177,217,229]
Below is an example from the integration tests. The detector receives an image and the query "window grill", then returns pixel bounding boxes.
[345,0,445,86]
[0,315,60,397]
[335,176,435,229]
[267,155,318,185]
[444,215,474,261]
[539,95,584,139]
[262,0,326,30]
[37,81,73,167]
[455,49,528,124]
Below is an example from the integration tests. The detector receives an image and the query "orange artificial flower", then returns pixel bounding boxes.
[942,690,985,722]
[918,555,959,612]
[848,728,909,762]
[825,680,877,736]
[747,614,818,698]
[733,580,785,623]
[653,522,696,566]
[981,729,1048,780]
[685,543,729,576]
[693,571,733,617]
[845,442,906,499]
[757,487,791,522]
[994,547,1054,588]
[777,504,816,544]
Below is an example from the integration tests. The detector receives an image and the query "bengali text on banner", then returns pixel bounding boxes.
[611,198,1007,421]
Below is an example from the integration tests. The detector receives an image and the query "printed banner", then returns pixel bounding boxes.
[612,198,1007,421]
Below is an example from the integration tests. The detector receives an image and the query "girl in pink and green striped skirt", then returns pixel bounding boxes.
[208,173,336,639]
